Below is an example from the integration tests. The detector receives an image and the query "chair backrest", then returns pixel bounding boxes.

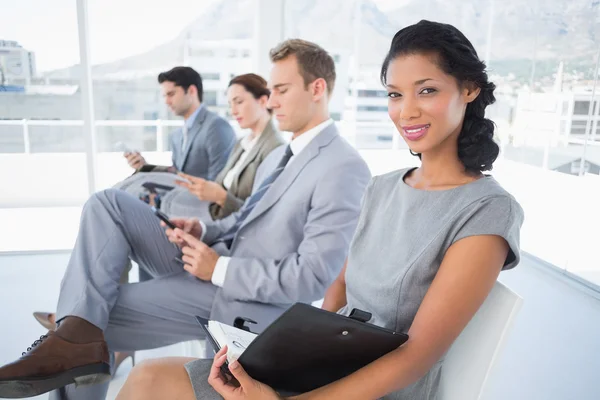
[439,281,523,400]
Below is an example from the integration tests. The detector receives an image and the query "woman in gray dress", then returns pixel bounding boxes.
[116,20,524,400]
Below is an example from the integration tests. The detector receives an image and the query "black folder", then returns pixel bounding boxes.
[196,302,409,394]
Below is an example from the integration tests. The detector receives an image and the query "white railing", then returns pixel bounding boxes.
[0,119,186,153]
[0,118,402,154]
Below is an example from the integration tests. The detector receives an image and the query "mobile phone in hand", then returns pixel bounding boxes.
[152,207,177,230]
[115,141,135,153]
[174,257,185,265]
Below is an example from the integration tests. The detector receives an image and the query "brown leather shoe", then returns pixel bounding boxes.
[0,331,110,398]
[32,312,57,331]
[32,312,136,379]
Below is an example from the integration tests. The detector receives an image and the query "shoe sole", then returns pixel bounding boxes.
[0,363,110,398]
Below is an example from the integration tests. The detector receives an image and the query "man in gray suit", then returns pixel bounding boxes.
[124,66,235,180]
[0,40,371,399]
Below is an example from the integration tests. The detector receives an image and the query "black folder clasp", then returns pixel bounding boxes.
[348,308,372,323]
[234,316,258,332]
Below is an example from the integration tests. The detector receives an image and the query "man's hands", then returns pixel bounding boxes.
[124,151,146,170]
[162,218,203,246]
[163,219,219,281]
[178,230,220,281]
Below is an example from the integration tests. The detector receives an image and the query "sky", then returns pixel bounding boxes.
[0,0,220,72]
[1,0,398,73]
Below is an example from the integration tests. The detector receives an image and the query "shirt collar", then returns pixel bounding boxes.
[184,104,204,129]
[240,133,259,152]
[289,119,333,156]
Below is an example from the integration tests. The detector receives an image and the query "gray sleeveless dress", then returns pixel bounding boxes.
[184,167,524,400]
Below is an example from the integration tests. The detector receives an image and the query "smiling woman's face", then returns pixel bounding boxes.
[386,53,478,155]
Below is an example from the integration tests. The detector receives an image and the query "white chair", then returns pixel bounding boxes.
[181,339,207,358]
[439,281,523,400]
[312,299,324,308]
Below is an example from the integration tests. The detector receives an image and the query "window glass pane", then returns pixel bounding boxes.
[7,0,594,284]
[0,124,24,153]
[87,0,222,189]
[357,105,388,112]
[204,90,218,106]
[574,101,591,115]
[0,0,86,209]
[202,73,220,81]
[282,0,600,284]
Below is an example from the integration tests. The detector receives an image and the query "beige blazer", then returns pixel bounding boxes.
[209,118,286,219]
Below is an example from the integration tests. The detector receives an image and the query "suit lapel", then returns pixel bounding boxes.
[240,124,338,229]
[230,120,276,188]
[180,106,208,171]
[223,144,245,176]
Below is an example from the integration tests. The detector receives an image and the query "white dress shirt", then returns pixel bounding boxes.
[209,118,334,287]
[222,134,260,190]
[182,104,203,151]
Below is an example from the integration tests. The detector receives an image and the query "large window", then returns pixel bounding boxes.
[284,0,600,284]
[0,0,86,208]
[1,0,599,286]
[87,0,222,190]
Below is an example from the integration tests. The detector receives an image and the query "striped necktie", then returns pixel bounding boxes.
[218,145,294,248]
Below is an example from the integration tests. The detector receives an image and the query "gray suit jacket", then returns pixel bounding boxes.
[209,118,286,220]
[202,124,372,331]
[170,106,236,180]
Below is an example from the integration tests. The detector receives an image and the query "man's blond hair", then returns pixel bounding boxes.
[269,39,336,95]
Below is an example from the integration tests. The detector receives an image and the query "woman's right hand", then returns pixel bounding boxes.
[176,172,228,205]
[208,346,283,400]
[162,218,202,247]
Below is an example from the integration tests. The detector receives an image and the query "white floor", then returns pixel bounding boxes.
[0,252,205,400]
[2,252,600,399]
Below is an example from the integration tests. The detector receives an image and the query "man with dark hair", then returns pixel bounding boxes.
[124,66,235,180]
[158,66,204,102]
[0,41,371,400]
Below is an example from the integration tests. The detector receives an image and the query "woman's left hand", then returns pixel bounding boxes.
[208,346,283,400]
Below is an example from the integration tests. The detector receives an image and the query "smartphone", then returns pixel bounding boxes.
[174,257,185,266]
[151,206,177,230]
[115,141,136,154]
